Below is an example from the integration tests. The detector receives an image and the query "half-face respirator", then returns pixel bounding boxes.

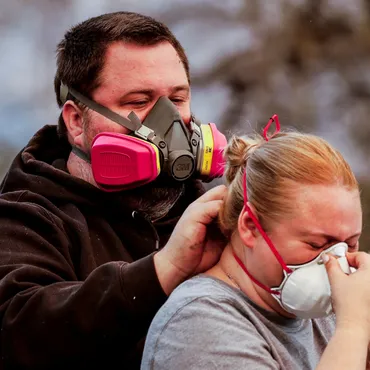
[60,84,227,191]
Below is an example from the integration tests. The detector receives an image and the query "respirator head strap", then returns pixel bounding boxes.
[60,83,141,133]
[128,113,168,161]
[71,145,91,163]
[60,83,166,160]
[189,122,201,156]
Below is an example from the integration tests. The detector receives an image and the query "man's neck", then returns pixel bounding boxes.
[67,151,97,186]
[66,150,186,221]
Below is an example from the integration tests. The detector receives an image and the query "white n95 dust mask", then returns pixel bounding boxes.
[233,241,351,319]
[269,242,350,318]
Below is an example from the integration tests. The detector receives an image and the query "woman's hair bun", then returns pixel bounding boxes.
[223,135,262,183]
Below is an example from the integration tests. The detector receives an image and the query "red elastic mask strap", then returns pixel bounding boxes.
[263,114,280,141]
[243,169,292,274]
[232,251,280,295]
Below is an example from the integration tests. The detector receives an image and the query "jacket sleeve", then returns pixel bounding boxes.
[0,194,167,368]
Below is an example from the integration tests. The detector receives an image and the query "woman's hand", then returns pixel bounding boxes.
[324,251,370,342]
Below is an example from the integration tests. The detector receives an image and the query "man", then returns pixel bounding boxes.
[0,11,227,369]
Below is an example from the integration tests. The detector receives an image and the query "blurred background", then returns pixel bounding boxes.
[1,0,370,249]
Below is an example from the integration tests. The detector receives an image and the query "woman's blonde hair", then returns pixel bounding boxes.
[219,131,359,236]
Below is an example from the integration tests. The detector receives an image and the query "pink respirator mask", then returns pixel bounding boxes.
[60,84,227,191]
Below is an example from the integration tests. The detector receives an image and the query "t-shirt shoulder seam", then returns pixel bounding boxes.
[188,275,245,299]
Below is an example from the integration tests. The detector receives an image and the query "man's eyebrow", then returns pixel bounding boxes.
[171,85,190,94]
[119,85,189,98]
[122,89,155,96]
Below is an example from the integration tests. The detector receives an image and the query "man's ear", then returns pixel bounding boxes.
[238,202,259,249]
[62,101,84,147]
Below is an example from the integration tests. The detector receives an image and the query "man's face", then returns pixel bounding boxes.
[78,41,191,151]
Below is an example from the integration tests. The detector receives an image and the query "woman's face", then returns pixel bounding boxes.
[247,184,362,290]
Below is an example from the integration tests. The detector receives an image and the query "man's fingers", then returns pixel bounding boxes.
[195,185,227,204]
[192,200,223,225]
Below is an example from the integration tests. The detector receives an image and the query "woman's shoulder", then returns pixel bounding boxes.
[147,274,256,339]
[142,275,279,370]
[169,274,244,309]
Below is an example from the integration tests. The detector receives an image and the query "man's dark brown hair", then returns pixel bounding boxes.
[54,11,190,138]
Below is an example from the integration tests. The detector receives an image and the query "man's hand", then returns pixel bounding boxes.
[154,185,227,295]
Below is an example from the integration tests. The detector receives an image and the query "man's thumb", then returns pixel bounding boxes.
[324,254,345,284]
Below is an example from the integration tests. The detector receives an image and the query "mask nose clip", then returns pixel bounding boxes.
[331,244,347,257]
[317,242,348,265]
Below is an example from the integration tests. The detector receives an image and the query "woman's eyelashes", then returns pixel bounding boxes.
[347,242,359,250]
[307,239,337,250]
[308,242,326,250]
[307,240,359,251]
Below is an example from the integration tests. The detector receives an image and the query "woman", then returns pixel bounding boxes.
[141,116,370,369]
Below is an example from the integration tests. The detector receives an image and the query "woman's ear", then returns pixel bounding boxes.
[238,202,259,249]
[62,101,85,147]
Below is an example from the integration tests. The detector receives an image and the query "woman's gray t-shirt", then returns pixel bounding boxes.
[141,275,335,370]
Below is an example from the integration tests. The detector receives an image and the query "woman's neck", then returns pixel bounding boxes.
[205,244,294,318]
